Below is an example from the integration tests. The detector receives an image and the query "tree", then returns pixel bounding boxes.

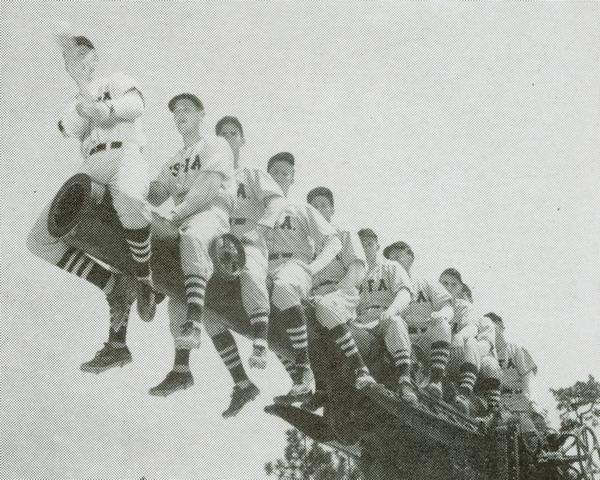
[550,375,600,431]
[265,429,362,480]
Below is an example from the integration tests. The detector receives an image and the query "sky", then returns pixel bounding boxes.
[1,1,599,479]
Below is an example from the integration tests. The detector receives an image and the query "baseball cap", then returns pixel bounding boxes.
[267,152,294,171]
[383,241,413,259]
[307,186,334,207]
[215,116,244,137]
[168,93,204,112]
[358,228,378,241]
[484,312,504,325]
[73,36,95,50]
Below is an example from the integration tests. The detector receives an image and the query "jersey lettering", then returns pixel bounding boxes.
[499,358,517,369]
[237,183,247,199]
[415,291,428,302]
[169,154,201,177]
[279,215,293,230]
[378,279,388,292]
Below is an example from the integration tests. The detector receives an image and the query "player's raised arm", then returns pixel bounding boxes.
[336,231,367,291]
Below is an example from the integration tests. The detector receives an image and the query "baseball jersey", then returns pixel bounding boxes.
[403,276,452,328]
[475,315,496,354]
[155,136,235,218]
[356,259,413,328]
[450,298,479,335]
[268,203,336,267]
[229,167,284,238]
[497,342,537,393]
[311,226,366,295]
[85,73,146,152]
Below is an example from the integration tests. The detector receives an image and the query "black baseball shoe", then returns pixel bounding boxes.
[222,382,260,418]
[148,370,194,397]
[300,390,328,411]
[80,343,132,374]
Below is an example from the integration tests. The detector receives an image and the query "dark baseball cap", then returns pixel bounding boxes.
[216,116,243,137]
[168,93,204,112]
[383,241,413,259]
[267,152,295,171]
[484,312,504,325]
[358,228,378,241]
[307,186,334,207]
[73,36,95,50]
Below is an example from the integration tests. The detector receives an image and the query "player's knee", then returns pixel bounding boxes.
[429,316,452,338]
[480,355,501,380]
[112,194,150,229]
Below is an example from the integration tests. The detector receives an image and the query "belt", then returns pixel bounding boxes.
[408,326,428,335]
[269,252,293,261]
[89,141,123,156]
[314,280,336,290]
[502,388,523,395]
[229,218,247,226]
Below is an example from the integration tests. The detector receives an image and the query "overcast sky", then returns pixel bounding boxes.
[1,1,599,479]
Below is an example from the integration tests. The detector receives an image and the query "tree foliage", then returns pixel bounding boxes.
[550,375,600,431]
[265,429,362,480]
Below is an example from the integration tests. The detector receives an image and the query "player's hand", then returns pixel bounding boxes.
[380,306,397,323]
[76,101,110,122]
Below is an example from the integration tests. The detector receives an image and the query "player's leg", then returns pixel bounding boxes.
[239,244,270,368]
[421,317,452,399]
[380,315,417,404]
[477,354,501,413]
[177,207,229,348]
[270,262,314,403]
[149,297,195,396]
[448,336,481,414]
[204,308,260,418]
[110,145,156,321]
[315,290,375,389]
[80,274,138,373]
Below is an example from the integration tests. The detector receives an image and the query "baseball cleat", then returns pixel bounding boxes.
[453,394,471,415]
[175,321,202,350]
[222,382,260,418]
[274,382,313,406]
[397,381,419,405]
[300,390,328,411]
[248,345,267,369]
[355,370,376,390]
[80,342,132,374]
[422,380,443,400]
[148,370,194,397]
[136,278,157,322]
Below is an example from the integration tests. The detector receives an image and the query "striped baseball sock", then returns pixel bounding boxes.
[430,340,451,382]
[249,312,269,349]
[481,378,501,410]
[392,348,411,383]
[276,352,295,380]
[211,331,250,386]
[56,247,115,293]
[173,348,190,373]
[458,362,478,396]
[281,306,309,383]
[184,274,207,322]
[329,324,367,374]
[123,226,152,279]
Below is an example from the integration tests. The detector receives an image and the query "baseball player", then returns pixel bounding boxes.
[302,187,375,410]
[439,268,501,415]
[27,35,156,372]
[195,116,286,417]
[355,230,417,404]
[146,94,235,396]
[484,312,546,446]
[265,153,343,404]
[383,241,453,400]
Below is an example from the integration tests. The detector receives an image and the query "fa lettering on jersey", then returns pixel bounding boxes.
[356,259,413,328]
[229,167,283,238]
[269,203,336,266]
[498,342,537,393]
[403,277,452,328]
[155,136,235,214]
[312,227,365,295]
